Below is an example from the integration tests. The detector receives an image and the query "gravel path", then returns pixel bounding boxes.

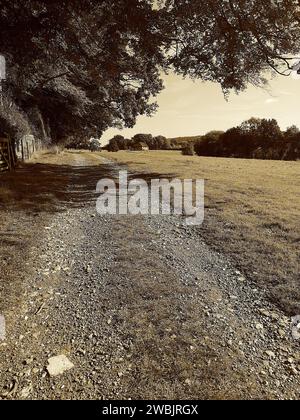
[0,152,299,400]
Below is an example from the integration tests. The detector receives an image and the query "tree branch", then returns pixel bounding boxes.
[40,71,70,88]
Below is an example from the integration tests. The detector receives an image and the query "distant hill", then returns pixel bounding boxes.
[168,135,203,149]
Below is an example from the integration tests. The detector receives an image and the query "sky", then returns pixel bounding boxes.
[101,72,300,144]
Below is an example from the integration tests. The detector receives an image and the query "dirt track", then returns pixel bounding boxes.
[0,151,299,400]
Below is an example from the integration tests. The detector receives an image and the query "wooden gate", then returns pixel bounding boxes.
[0,137,17,171]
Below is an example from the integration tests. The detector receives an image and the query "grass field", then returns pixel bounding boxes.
[102,150,300,315]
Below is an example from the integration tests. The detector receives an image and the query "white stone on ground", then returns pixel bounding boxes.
[47,355,74,377]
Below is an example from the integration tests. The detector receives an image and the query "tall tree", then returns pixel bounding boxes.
[0,0,164,141]
[1,0,300,143]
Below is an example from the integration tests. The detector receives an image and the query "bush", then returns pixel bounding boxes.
[182,143,195,156]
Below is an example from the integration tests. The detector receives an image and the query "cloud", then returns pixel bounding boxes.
[265,98,279,104]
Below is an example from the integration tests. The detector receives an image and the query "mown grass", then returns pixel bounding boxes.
[102,150,300,316]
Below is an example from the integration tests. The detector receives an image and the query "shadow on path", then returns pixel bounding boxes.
[0,161,174,214]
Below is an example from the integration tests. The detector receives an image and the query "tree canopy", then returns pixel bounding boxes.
[164,0,300,93]
[1,0,300,143]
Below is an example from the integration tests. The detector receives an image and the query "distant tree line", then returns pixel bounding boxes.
[107,118,300,161]
[107,134,173,152]
[68,137,101,151]
[194,119,300,161]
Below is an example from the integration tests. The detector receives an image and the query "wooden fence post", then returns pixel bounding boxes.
[21,137,24,161]
[0,137,17,171]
